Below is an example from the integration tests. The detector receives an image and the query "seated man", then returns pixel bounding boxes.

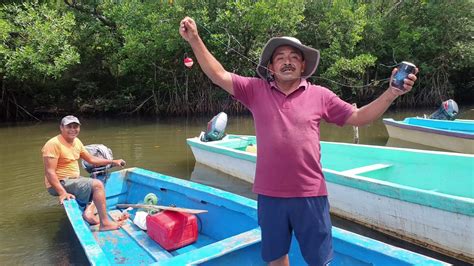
[42,115,126,231]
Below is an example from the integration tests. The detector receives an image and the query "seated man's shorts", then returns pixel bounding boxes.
[257,195,333,266]
[47,177,94,206]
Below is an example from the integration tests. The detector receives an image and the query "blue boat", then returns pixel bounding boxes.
[63,167,447,265]
[383,117,474,153]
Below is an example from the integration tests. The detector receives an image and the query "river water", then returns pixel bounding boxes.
[1,107,473,265]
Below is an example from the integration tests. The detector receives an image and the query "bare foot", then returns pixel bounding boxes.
[83,213,100,225]
[99,220,123,231]
[117,212,130,222]
[83,203,99,225]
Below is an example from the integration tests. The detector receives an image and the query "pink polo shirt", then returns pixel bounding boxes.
[231,74,354,197]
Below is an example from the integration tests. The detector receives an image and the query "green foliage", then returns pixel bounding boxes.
[376,0,474,104]
[211,0,305,76]
[299,1,376,97]
[0,0,472,120]
[102,1,180,77]
[2,2,80,81]
[0,12,12,75]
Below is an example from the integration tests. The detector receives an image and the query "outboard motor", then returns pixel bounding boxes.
[428,99,459,120]
[200,112,228,142]
[81,144,114,183]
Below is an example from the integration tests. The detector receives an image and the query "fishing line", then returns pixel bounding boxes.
[195,21,263,70]
[194,20,391,89]
[314,76,390,88]
[184,48,191,176]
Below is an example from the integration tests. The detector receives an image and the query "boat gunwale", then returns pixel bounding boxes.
[63,200,112,266]
[188,135,474,158]
[383,118,474,139]
[331,227,450,266]
[126,168,258,212]
[187,137,257,163]
[324,168,474,217]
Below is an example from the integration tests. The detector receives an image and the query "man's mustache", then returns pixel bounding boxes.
[280,64,296,72]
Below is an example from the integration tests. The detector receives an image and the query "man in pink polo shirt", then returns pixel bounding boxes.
[180,17,417,266]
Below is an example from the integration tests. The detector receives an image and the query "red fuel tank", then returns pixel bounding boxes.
[146,210,198,251]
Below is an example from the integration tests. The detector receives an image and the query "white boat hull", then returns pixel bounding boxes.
[327,181,474,262]
[189,146,256,183]
[384,122,474,154]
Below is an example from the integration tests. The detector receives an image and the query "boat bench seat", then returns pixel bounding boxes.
[109,210,261,264]
[109,210,173,260]
[340,163,392,175]
[156,228,262,265]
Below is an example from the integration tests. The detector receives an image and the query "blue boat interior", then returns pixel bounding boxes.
[209,135,473,199]
[404,118,474,133]
[101,168,263,265]
[321,142,473,200]
[221,135,257,151]
[64,168,448,265]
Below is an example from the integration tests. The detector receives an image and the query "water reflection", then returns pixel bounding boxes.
[190,163,256,200]
[385,137,449,152]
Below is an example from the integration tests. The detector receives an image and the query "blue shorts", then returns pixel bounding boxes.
[257,195,333,265]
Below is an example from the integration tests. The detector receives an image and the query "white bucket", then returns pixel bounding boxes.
[133,211,149,230]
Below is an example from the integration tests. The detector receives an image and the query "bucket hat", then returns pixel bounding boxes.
[256,36,320,80]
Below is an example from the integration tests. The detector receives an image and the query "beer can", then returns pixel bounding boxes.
[391,61,416,90]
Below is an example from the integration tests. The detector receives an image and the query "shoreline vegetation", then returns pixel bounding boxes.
[1,1,472,122]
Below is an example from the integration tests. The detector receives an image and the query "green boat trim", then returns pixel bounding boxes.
[324,169,473,217]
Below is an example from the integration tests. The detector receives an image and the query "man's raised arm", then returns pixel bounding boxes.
[179,17,234,95]
[345,68,418,126]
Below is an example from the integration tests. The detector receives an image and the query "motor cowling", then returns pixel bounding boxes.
[81,144,114,181]
[428,99,459,120]
[200,112,227,142]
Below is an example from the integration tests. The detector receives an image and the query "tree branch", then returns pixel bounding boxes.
[384,1,403,17]
[9,97,41,121]
[63,0,117,29]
